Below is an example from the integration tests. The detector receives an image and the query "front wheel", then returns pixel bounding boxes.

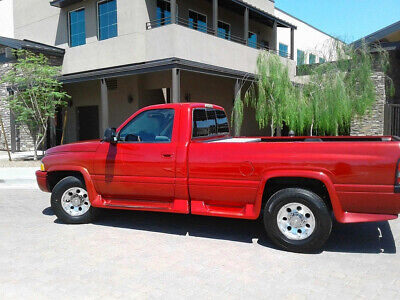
[263,188,332,253]
[51,176,99,224]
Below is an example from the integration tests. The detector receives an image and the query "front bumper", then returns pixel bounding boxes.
[36,171,50,192]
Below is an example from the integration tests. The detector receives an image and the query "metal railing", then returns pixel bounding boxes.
[386,103,400,136]
[146,17,282,55]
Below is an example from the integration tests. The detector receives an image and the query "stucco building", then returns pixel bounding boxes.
[0,0,339,150]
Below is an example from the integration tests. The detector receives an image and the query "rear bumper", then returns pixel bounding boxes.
[36,171,50,192]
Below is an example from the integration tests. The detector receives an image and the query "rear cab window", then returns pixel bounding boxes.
[192,107,229,139]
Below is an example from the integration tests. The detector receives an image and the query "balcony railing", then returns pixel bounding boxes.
[146,17,283,56]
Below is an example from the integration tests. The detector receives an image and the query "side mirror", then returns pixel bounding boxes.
[103,128,117,144]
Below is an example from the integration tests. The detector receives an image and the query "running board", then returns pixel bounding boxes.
[104,203,169,210]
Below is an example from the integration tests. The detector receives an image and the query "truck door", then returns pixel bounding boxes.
[93,108,178,209]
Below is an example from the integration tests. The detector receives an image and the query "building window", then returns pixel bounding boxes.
[279,43,288,57]
[319,57,326,63]
[189,10,207,33]
[98,0,117,41]
[248,31,257,48]
[69,8,86,47]
[297,50,305,66]
[157,0,171,26]
[217,21,230,40]
[309,54,316,64]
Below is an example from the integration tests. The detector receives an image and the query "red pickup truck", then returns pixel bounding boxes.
[36,103,400,252]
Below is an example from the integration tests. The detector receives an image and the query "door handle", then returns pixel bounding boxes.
[161,153,174,158]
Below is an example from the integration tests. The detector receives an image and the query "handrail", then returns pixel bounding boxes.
[146,17,285,57]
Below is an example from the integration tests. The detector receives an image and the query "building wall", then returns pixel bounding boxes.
[13,0,284,76]
[276,8,339,64]
[0,0,14,38]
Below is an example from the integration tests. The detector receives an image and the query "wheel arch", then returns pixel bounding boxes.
[47,165,100,206]
[255,170,344,222]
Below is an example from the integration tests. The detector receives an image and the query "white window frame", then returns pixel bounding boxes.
[68,7,86,47]
[96,0,118,41]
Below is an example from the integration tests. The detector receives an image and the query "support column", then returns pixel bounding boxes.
[171,0,177,24]
[244,7,249,45]
[213,0,218,36]
[272,20,278,52]
[100,79,109,135]
[233,79,241,137]
[171,68,181,103]
[290,27,295,60]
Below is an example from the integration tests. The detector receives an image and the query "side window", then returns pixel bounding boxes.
[119,109,175,143]
[215,109,229,134]
[193,108,229,138]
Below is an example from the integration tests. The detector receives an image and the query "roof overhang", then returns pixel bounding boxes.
[60,57,255,84]
[50,0,83,8]
[0,36,65,57]
[223,0,296,29]
[352,20,400,48]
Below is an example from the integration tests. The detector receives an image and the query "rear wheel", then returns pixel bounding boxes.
[263,188,332,253]
[51,176,99,224]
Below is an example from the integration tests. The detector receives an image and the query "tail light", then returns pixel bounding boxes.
[395,159,400,193]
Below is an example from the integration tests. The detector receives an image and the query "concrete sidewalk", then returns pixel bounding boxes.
[0,167,38,189]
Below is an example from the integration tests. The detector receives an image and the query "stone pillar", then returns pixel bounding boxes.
[213,0,218,36]
[244,7,249,45]
[171,0,177,24]
[350,72,386,136]
[290,27,295,60]
[100,79,109,135]
[171,68,181,103]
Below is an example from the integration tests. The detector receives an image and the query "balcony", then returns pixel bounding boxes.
[146,17,283,56]
[145,24,296,78]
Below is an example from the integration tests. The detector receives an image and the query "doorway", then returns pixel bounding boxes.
[77,106,100,141]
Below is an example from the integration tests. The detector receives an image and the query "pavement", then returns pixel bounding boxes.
[0,167,38,189]
[0,187,399,299]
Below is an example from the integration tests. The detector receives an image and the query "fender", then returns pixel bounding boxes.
[47,165,102,207]
[254,169,346,222]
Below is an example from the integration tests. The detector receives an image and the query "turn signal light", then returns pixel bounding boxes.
[40,163,45,172]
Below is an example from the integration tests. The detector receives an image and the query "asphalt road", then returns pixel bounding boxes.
[1,188,399,299]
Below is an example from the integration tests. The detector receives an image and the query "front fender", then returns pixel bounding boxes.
[47,165,101,207]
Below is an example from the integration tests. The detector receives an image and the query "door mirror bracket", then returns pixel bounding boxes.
[103,128,117,144]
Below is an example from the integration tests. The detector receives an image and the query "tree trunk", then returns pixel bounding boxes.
[310,122,314,136]
[0,114,12,161]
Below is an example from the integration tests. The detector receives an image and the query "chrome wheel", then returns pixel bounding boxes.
[61,187,91,217]
[277,202,316,240]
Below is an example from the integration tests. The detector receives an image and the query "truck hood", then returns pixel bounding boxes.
[45,140,101,155]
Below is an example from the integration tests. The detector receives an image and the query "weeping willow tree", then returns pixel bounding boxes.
[233,40,393,136]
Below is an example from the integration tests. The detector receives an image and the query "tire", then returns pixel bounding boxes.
[51,176,99,224]
[263,188,332,253]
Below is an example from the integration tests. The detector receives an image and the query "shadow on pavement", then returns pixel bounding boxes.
[43,207,396,254]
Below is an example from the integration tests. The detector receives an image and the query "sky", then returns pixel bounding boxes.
[276,0,400,43]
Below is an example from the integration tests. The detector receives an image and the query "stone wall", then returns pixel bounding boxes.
[0,62,13,151]
[350,72,386,136]
[0,48,63,152]
[0,60,35,152]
